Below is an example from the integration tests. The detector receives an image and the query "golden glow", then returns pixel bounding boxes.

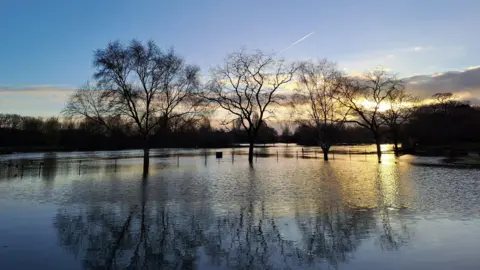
[359,100,391,112]
[250,159,415,215]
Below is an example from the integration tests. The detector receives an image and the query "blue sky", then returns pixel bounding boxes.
[1,0,480,116]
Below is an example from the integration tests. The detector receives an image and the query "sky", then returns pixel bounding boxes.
[1,0,480,116]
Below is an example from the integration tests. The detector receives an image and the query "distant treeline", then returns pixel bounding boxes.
[0,113,379,152]
[294,97,480,152]
[404,99,480,154]
[1,95,479,153]
[0,114,279,152]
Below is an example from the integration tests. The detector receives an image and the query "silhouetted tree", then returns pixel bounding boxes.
[380,89,418,154]
[42,117,61,146]
[431,92,459,114]
[63,40,204,175]
[205,49,296,163]
[336,70,404,161]
[280,125,292,145]
[404,93,476,156]
[292,59,349,160]
[22,116,43,132]
[0,114,22,129]
[256,122,278,145]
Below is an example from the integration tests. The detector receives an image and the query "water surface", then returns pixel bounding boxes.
[0,146,479,269]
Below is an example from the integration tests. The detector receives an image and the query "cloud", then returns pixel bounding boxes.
[336,45,470,77]
[411,46,435,53]
[404,66,480,103]
[0,84,76,92]
[467,65,480,70]
[0,85,76,116]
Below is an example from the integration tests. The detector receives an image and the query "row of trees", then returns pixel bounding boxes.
[0,113,279,151]
[63,41,296,173]
[33,39,471,172]
[405,93,479,153]
[291,60,417,161]
[1,111,398,152]
[0,112,385,152]
[61,40,392,168]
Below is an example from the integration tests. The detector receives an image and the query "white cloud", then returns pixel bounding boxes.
[467,65,480,71]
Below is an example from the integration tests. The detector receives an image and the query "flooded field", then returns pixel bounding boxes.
[0,145,479,269]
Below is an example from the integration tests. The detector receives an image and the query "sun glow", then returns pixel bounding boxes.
[359,100,391,112]
[359,100,416,112]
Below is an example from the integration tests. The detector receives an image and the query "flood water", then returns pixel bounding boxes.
[0,145,479,270]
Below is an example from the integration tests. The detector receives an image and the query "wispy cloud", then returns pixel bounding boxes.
[280,31,315,54]
[0,84,76,92]
[0,85,76,116]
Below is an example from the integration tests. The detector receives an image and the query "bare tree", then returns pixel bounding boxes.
[292,59,349,160]
[380,89,418,154]
[205,49,296,163]
[431,92,468,114]
[63,85,119,130]
[336,69,404,161]
[63,40,203,174]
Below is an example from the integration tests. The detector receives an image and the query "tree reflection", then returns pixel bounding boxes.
[53,164,412,269]
[294,206,375,268]
[41,153,58,182]
[54,180,207,269]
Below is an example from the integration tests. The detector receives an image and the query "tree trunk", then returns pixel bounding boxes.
[321,146,330,161]
[143,137,150,177]
[375,136,382,162]
[248,141,254,163]
[393,134,399,156]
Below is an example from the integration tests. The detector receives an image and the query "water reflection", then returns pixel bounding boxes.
[2,148,480,269]
[53,161,414,270]
[41,153,58,183]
